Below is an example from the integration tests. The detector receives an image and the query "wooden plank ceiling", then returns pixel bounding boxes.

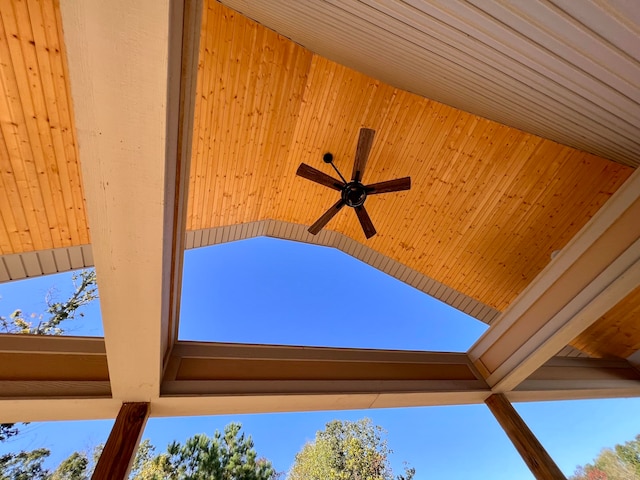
[220,0,640,170]
[571,286,640,359]
[0,0,637,362]
[187,1,633,315]
[0,0,88,255]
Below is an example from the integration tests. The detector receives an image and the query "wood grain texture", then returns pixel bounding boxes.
[92,402,150,480]
[485,394,566,480]
[187,1,633,315]
[571,285,640,359]
[219,0,640,169]
[0,0,89,255]
[472,182,640,390]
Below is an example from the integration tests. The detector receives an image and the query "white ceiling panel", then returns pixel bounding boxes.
[221,0,640,167]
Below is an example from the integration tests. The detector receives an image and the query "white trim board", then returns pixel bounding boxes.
[0,245,93,282]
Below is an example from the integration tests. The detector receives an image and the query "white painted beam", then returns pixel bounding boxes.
[1,354,638,421]
[152,391,490,416]
[169,341,478,363]
[509,357,640,402]
[0,381,111,398]
[59,0,194,401]
[470,167,640,391]
[0,398,121,423]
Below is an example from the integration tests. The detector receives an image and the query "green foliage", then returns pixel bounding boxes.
[0,447,97,480]
[0,270,98,479]
[287,419,415,480]
[130,423,276,480]
[614,435,640,478]
[570,434,640,480]
[51,452,89,480]
[129,439,177,480]
[287,439,333,480]
[0,424,19,443]
[0,448,51,480]
[0,269,97,335]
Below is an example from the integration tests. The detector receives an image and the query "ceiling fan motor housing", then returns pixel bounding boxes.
[342,182,367,207]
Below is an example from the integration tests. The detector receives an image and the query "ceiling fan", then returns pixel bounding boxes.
[296,128,411,239]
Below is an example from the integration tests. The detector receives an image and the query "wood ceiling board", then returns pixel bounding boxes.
[189,3,313,229]
[220,0,640,168]
[0,0,88,256]
[471,169,640,391]
[188,1,633,313]
[556,345,590,359]
[571,286,640,359]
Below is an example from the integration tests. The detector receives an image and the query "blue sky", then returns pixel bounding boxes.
[1,237,639,479]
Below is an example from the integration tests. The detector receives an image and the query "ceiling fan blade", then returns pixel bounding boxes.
[351,128,375,182]
[296,163,344,191]
[355,205,377,239]
[308,199,345,235]
[365,177,411,195]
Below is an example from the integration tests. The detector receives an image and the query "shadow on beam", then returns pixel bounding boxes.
[0,334,110,398]
[160,341,490,412]
[509,356,640,402]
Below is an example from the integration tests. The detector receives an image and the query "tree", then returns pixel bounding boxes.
[0,269,97,335]
[0,448,51,480]
[131,423,277,480]
[287,419,415,480]
[614,435,640,478]
[0,270,98,478]
[50,452,89,480]
[0,424,19,443]
[571,434,640,480]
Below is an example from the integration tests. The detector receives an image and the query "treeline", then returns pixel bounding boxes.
[1,271,413,479]
[570,434,640,480]
[0,419,414,480]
